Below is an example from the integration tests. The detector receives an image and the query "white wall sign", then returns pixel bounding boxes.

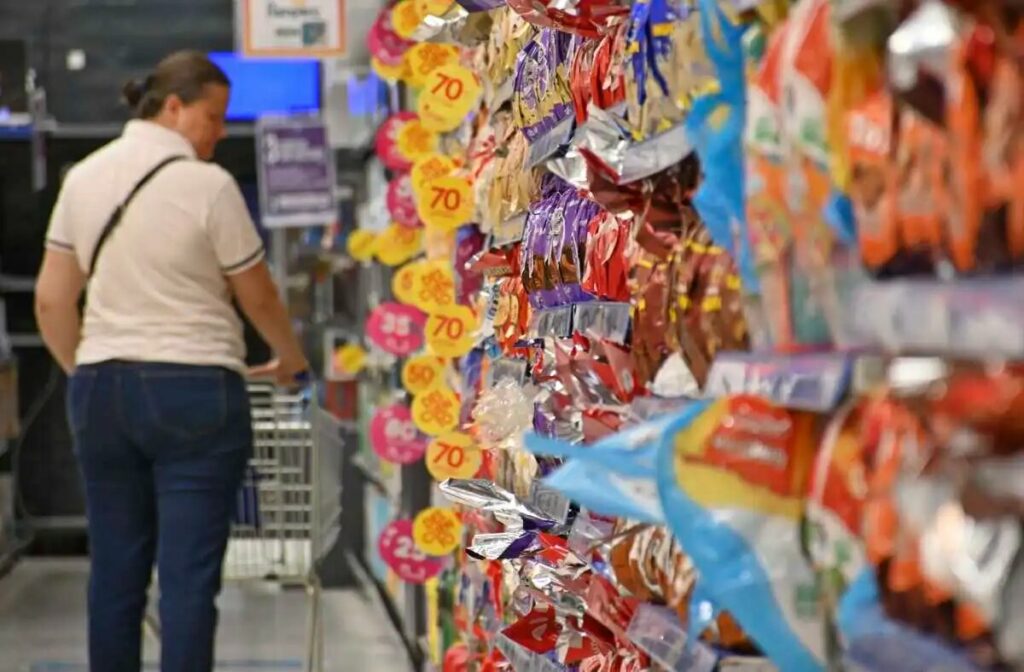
[242,0,347,58]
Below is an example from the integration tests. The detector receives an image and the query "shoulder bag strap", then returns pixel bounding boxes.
[88,155,188,278]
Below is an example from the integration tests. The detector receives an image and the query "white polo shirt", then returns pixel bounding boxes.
[45,120,266,373]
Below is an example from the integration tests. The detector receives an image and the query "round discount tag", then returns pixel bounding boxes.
[375,112,417,171]
[392,260,425,306]
[413,507,463,556]
[378,519,444,583]
[411,154,457,197]
[416,176,474,232]
[425,305,477,358]
[347,229,378,262]
[390,0,423,39]
[396,119,440,164]
[426,431,483,481]
[366,302,426,356]
[411,387,460,436]
[333,343,367,377]
[375,223,422,267]
[387,174,422,228]
[412,260,456,314]
[369,404,427,464]
[404,43,459,89]
[368,11,412,70]
[417,0,453,18]
[417,65,483,133]
[371,56,408,82]
[401,354,446,395]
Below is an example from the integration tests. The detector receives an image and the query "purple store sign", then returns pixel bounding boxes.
[256,116,336,228]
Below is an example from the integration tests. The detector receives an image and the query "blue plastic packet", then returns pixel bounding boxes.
[524,405,704,523]
[686,0,759,293]
[656,396,827,672]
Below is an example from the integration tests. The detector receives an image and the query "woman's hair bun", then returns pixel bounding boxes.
[121,78,146,108]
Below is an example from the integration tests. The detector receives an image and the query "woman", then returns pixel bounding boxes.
[34,51,309,672]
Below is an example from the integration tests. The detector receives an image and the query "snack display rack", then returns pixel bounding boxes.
[340,0,1024,670]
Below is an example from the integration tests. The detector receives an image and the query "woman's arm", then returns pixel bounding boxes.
[228,260,309,384]
[35,250,86,374]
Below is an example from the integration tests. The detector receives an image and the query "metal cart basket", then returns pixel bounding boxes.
[145,382,344,671]
[225,381,345,672]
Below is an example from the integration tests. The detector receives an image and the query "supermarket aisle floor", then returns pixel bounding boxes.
[0,559,413,672]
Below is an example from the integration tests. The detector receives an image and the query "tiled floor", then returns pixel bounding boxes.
[0,559,413,672]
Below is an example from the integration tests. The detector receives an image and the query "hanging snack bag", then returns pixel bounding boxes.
[657,395,827,672]
[745,25,794,348]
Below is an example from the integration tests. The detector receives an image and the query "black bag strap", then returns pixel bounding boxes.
[88,155,187,278]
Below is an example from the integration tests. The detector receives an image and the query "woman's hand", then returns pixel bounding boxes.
[247,356,310,386]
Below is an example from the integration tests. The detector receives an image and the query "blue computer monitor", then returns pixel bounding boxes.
[208,52,321,121]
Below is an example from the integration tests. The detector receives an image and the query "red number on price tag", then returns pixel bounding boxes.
[430,73,464,100]
[430,185,462,211]
[425,432,483,481]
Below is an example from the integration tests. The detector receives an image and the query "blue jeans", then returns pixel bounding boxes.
[67,361,252,672]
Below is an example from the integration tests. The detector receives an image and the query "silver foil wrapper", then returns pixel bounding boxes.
[887,0,958,93]
[545,146,589,190]
[439,478,554,527]
[574,105,693,185]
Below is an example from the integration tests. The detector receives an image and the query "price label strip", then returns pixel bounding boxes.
[412,506,463,556]
[426,431,483,481]
[425,304,478,358]
[402,354,447,395]
[626,604,718,672]
[411,386,460,436]
[704,351,853,413]
[416,176,474,232]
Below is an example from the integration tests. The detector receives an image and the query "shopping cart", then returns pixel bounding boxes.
[145,380,345,672]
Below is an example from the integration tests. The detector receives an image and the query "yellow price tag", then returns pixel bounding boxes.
[401,354,446,395]
[412,260,456,314]
[417,65,483,133]
[411,386,459,436]
[333,343,367,376]
[390,0,423,39]
[347,229,378,262]
[371,57,408,82]
[412,506,462,556]
[425,305,477,358]
[416,176,474,232]
[392,260,425,306]
[417,0,453,17]
[375,224,423,267]
[396,119,440,163]
[403,43,459,88]
[410,154,457,197]
[425,431,482,481]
